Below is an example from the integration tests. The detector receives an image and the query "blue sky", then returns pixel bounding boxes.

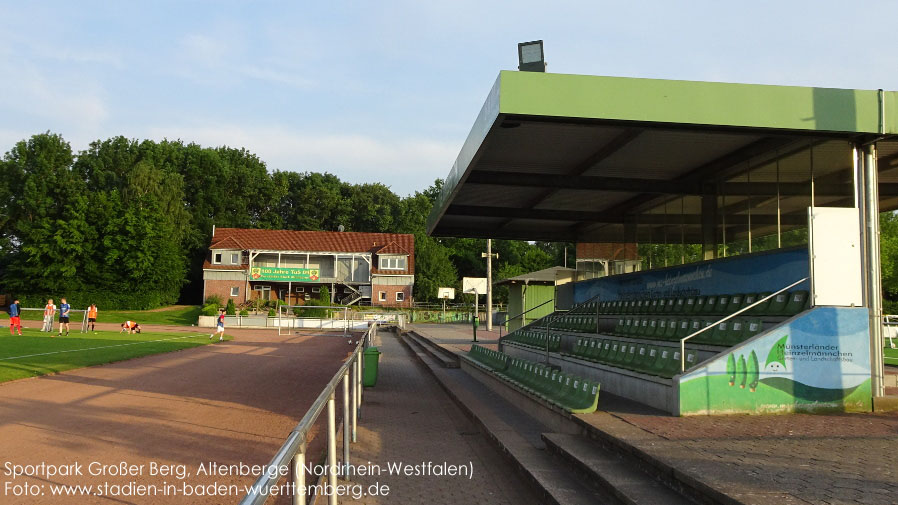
[2,1,898,196]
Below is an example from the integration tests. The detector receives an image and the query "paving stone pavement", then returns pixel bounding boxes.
[591,401,898,505]
[335,331,538,505]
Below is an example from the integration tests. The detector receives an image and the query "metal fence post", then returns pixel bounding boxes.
[292,441,307,505]
[342,372,350,481]
[351,355,358,442]
[327,392,337,505]
[357,350,363,413]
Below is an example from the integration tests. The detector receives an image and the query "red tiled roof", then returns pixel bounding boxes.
[210,228,415,274]
[210,236,246,250]
[375,241,410,255]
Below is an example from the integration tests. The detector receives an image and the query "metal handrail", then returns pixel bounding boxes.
[679,277,809,372]
[239,323,374,505]
[497,299,555,338]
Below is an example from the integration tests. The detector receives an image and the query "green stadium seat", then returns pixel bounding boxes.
[743,318,763,341]
[674,297,686,313]
[782,290,810,316]
[658,347,681,378]
[684,296,697,313]
[724,293,743,315]
[765,292,790,315]
[611,341,627,364]
[566,381,600,414]
[656,319,668,339]
[747,292,772,315]
[716,294,730,314]
[683,349,700,371]
[702,295,718,314]
[662,318,676,340]
[644,318,659,339]
[584,338,600,361]
[640,345,660,373]
[691,319,715,344]
[622,343,638,366]
[694,296,707,314]
[632,344,650,371]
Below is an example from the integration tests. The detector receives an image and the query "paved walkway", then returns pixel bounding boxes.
[414,324,898,505]
[336,331,537,505]
[0,328,351,504]
[407,323,501,354]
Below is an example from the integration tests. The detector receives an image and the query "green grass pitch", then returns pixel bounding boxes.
[0,327,225,383]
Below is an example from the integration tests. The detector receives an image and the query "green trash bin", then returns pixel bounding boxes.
[363,347,382,387]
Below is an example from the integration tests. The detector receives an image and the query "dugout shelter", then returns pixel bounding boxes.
[428,70,898,415]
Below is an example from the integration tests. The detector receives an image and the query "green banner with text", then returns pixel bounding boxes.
[250,266,321,282]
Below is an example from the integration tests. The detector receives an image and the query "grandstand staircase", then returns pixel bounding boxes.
[398,330,700,505]
[403,331,459,368]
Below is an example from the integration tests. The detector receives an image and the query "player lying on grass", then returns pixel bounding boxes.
[120,321,141,334]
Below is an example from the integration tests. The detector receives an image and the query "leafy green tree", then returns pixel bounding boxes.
[413,234,457,302]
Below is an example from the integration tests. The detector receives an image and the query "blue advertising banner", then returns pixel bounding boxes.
[678,307,871,415]
[573,247,809,304]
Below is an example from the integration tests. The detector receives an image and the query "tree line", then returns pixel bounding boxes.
[4,132,896,312]
[0,132,568,309]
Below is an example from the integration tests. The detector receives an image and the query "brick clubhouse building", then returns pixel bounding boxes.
[203,228,415,307]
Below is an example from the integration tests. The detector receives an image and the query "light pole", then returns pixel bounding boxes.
[482,239,498,331]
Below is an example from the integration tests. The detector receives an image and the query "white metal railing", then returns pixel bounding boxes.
[883,315,898,349]
[239,323,375,505]
[679,277,809,372]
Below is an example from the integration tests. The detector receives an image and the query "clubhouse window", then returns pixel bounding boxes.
[379,256,407,270]
[230,286,239,297]
[213,252,222,264]
[378,291,387,301]
[230,253,240,264]
[396,292,405,302]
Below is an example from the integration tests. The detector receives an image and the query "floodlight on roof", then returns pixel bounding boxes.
[518,40,546,72]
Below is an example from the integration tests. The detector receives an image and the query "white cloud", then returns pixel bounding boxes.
[144,124,458,195]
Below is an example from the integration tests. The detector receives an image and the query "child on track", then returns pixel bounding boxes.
[210,309,226,342]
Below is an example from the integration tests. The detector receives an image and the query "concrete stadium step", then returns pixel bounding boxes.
[543,433,694,505]
[406,331,459,368]
[398,336,621,505]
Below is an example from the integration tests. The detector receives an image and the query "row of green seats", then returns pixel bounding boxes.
[612,316,763,345]
[568,300,598,314]
[466,345,508,372]
[495,358,600,414]
[505,329,561,351]
[561,337,699,378]
[552,314,596,333]
[597,290,809,317]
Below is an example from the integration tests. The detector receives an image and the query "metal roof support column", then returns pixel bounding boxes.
[624,216,637,272]
[701,186,718,260]
[863,143,885,397]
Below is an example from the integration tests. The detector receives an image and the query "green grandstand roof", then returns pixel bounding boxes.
[427,71,898,242]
